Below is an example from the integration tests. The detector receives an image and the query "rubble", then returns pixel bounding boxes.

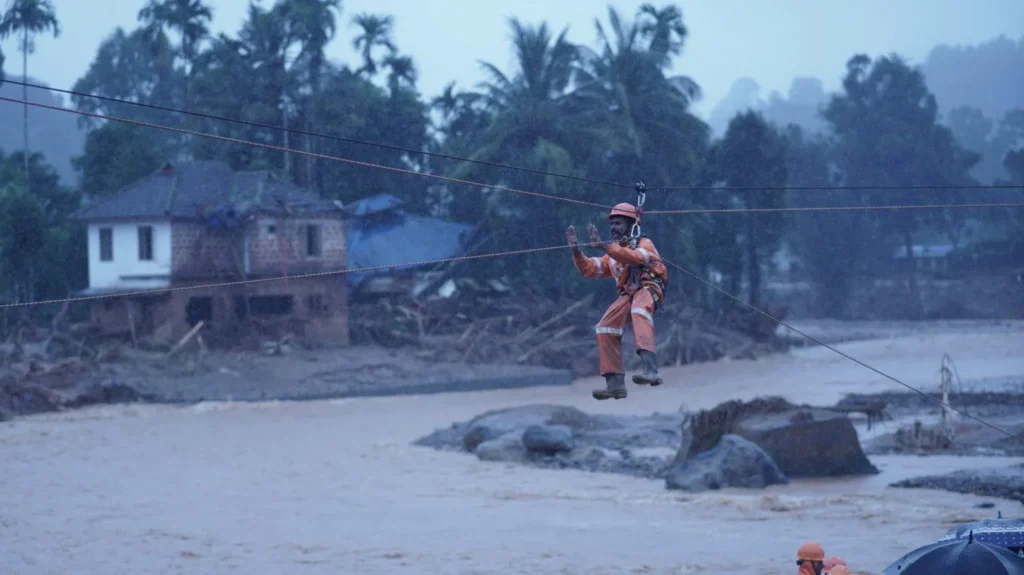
[0,304,212,418]
[350,293,790,377]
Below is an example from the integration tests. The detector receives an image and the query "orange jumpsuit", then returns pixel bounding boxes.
[572,237,668,375]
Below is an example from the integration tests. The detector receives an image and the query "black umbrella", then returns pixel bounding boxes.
[883,532,1024,575]
[938,516,1024,552]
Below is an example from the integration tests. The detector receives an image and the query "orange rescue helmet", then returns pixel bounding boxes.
[797,542,825,562]
[608,202,639,222]
[824,556,847,570]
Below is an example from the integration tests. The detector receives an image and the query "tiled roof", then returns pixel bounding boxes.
[71,160,341,221]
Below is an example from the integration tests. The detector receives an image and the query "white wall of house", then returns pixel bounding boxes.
[87,220,173,290]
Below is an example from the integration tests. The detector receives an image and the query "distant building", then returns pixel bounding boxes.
[892,244,955,273]
[342,194,479,298]
[70,160,349,343]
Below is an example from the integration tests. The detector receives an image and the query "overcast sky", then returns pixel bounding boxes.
[2,0,1023,119]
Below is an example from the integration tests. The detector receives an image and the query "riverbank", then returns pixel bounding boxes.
[2,321,1023,574]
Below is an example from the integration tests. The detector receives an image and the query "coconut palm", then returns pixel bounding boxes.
[0,0,60,190]
[351,13,395,78]
[137,0,212,110]
[281,0,341,188]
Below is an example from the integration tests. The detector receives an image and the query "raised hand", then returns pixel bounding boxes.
[588,223,602,246]
[566,225,579,250]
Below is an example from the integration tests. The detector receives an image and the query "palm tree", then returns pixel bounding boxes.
[0,0,60,191]
[572,5,705,186]
[447,18,586,288]
[382,52,416,94]
[137,0,213,111]
[637,3,689,68]
[460,18,579,184]
[351,13,395,78]
[282,0,341,189]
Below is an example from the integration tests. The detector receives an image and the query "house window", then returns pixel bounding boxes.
[305,224,322,257]
[99,227,113,261]
[307,294,327,313]
[138,226,153,261]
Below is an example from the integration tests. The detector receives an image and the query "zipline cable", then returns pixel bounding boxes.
[0,96,614,211]
[0,240,613,310]
[644,201,1024,215]
[5,78,633,191]
[5,96,1023,216]
[660,255,1023,443]
[10,80,1024,196]
[2,89,1019,441]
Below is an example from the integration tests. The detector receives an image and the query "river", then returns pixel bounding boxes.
[2,328,1023,574]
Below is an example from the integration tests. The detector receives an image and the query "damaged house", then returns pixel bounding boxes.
[70,160,349,344]
[343,194,503,299]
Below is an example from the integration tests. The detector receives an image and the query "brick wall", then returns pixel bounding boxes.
[248,217,347,276]
[155,217,350,345]
[171,221,240,279]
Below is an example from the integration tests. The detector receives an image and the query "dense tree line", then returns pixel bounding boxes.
[0,1,1021,320]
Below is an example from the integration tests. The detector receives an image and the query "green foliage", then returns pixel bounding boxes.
[0,150,85,305]
[821,54,981,317]
[73,122,170,198]
[2,1,1015,321]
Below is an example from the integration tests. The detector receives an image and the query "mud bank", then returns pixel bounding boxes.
[891,463,1024,505]
[2,346,571,417]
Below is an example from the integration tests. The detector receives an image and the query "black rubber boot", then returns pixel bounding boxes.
[592,373,627,400]
[632,350,664,387]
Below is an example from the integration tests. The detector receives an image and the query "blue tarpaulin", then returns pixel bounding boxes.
[344,195,476,288]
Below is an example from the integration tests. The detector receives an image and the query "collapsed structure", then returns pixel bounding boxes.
[70,160,350,343]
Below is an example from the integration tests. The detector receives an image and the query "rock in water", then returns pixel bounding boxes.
[461,405,594,451]
[665,434,788,492]
[522,424,574,454]
[475,431,528,463]
[733,408,879,477]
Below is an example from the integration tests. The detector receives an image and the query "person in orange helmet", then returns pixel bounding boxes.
[796,541,826,575]
[566,202,668,400]
[823,556,847,572]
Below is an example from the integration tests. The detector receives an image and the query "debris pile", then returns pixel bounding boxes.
[0,305,215,418]
[350,294,789,376]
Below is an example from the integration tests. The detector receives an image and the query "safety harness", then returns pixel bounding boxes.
[619,181,666,309]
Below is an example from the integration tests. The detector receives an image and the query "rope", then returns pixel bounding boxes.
[3,97,1021,216]
[645,201,1024,215]
[0,240,611,310]
[0,96,614,211]
[1,93,1019,441]
[5,79,632,190]
[660,255,1023,443]
[7,84,1024,196]
[654,183,1024,193]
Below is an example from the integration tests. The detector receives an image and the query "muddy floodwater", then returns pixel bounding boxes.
[2,328,1023,574]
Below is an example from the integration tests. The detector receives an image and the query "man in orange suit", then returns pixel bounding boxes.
[566,202,668,400]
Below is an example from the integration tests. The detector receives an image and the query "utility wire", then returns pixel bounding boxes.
[660,255,1022,443]
[644,201,1024,215]
[0,240,612,310]
[5,78,632,191]
[11,80,1024,196]
[0,96,614,211]
[654,183,1024,193]
[4,96,1022,217]
[2,89,1018,441]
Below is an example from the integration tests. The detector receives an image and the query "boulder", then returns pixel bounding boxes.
[461,405,597,451]
[475,431,528,463]
[733,408,879,477]
[522,424,574,454]
[665,434,788,492]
